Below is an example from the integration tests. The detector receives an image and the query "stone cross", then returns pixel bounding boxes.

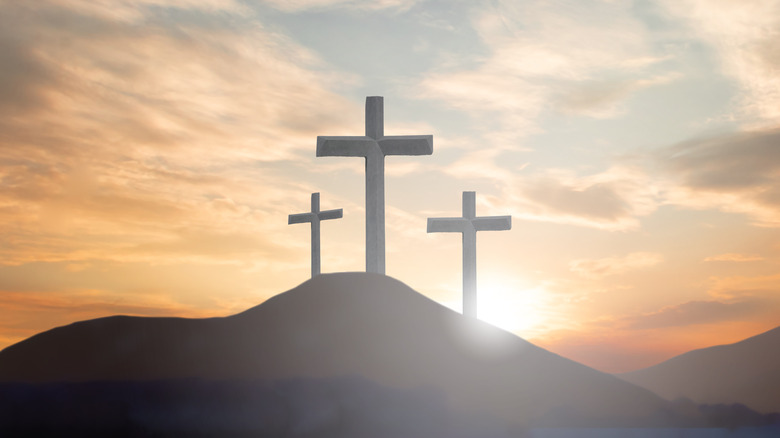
[317,96,432,275]
[427,191,511,318]
[288,192,343,277]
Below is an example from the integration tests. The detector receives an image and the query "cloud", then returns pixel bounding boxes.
[658,0,780,126]
[417,158,661,231]
[705,273,780,300]
[474,0,660,78]
[411,0,675,233]
[415,0,675,150]
[659,128,780,226]
[623,299,766,330]
[663,129,780,191]
[440,148,517,183]
[260,0,418,12]
[703,253,764,262]
[569,252,664,279]
[38,0,251,23]
[416,70,546,146]
[524,177,633,222]
[126,229,296,262]
[507,166,661,231]
[556,73,680,119]
[0,0,361,270]
[0,0,358,164]
[0,34,57,117]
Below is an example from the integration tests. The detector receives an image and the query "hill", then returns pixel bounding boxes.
[618,325,780,414]
[0,272,685,429]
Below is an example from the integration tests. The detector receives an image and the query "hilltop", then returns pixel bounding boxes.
[0,273,701,434]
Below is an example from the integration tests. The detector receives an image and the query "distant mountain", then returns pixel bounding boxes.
[618,325,780,414]
[0,273,685,429]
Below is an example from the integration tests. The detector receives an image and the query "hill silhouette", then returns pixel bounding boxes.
[619,325,780,414]
[1,273,693,431]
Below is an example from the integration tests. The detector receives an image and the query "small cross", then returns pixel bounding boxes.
[288,192,343,277]
[317,96,433,275]
[427,191,511,318]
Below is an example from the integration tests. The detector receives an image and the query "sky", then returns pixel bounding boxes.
[1,0,780,374]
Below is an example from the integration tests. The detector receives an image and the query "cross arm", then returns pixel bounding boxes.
[427,217,469,233]
[379,135,433,156]
[318,208,343,221]
[288,212,315,225]
[472,215,512,231]
[317,136,375,157]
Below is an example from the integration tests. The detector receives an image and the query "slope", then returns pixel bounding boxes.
[0,272,676,426]
[618,325,780,413]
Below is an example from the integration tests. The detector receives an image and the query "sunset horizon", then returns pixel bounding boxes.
[3,0,780,376]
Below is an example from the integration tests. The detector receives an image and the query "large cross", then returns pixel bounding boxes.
[317,96,432,274]
[427,191,511,318]
[288,192,343,277]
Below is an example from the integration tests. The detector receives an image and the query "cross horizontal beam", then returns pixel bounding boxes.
[473,216,511,232]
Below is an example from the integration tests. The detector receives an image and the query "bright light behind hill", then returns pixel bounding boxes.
[477,281,549,338]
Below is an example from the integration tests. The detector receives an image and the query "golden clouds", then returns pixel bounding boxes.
[569,252,664,280]
[0,0,362,347]
[0,0,359,270]
[622,299,769,330]
[704,253,764,262]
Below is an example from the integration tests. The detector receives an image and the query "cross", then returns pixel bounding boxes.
[288,192,343,277]
[317,96,432,275]
[427,191,511,318]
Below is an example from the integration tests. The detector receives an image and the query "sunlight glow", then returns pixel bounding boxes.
[477,280,550,338]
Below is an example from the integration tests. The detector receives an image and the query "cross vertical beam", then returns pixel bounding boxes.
[462,192,477,318]
[288,192,343,277]
[317,96,433,274]
[427,191,511,318]
[365,96,383,139]
[365,145,385,274]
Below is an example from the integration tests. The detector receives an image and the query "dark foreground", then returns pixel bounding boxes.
[2,377,779,438]
[1,377,513,437]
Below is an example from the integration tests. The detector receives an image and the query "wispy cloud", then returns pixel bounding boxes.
[706,273,780,300]
[410,0,676,231]
[260,0,418,13]
[415,0,675,150]
[556,73,680,119]
[416,70,545,146]
[659,128,780,226]
[507,166,661,231]
[623,299,766,330]
[704,253,764,262]
[659,0,780,126]
[570,252,664,279]
[0,0,360,270]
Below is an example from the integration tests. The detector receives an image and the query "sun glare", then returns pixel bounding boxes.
[476,281,549,338]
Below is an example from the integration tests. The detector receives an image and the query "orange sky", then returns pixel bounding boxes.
[2,0,780,373]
